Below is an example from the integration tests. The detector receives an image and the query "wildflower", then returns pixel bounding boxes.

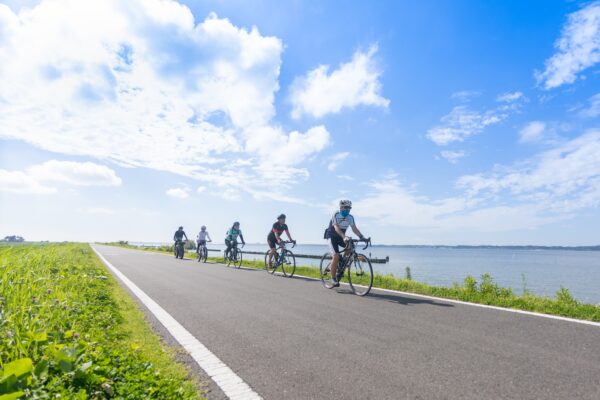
[32,296,38,303]
[73,332,80,339]
[47,288,52,294]
[101,382,114,396]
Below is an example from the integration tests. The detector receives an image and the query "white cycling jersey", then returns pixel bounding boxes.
[331,211,355,232]
[197,231,211,241]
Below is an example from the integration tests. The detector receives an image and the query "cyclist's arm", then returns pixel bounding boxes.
[284,229,293,242]
[207,233,212,242]
[183,233,188,241]
[274,229,281,243]
[350,224,364,239]
[333,223,346,238]
[239,234,245,244]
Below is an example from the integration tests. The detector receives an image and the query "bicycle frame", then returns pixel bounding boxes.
[273,241,296,267]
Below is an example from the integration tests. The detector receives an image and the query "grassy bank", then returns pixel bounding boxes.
[103,242,600,323]
[0,243,204,399]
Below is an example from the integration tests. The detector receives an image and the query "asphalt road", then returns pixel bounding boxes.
[93,244,600,400]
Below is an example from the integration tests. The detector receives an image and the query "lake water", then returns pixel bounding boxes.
[132,242,600,304]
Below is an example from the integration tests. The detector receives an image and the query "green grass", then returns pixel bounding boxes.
[104,242,600,323]
[0,243,204,399]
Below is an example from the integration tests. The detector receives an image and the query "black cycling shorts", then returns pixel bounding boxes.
[328,234,346,255]
[267,233,278,249]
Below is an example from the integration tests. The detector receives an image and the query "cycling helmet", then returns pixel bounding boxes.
[201,225,206,230]
[178,226,184,229]
[339,200,352,208]
[277,214,286,220]
[233,221,240,226]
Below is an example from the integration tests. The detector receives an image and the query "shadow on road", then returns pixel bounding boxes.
[337,288,454,308]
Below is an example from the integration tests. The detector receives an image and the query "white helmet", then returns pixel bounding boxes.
[339,199,352,208]
[201,225,206,230]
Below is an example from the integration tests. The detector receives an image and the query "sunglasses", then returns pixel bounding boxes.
[341,206,352,210]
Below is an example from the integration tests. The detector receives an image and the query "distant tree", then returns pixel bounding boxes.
[2,235,25,242]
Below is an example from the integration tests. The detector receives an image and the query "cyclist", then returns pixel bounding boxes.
[173,226,188,257]
[224,222,245,259]
[267,214,295,268]
[196,225,212,255]
[325,200,366,287]
[173,226,188,244]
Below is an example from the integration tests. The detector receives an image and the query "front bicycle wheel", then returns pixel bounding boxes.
[347,253,373,296]
[264,251,277,274]
[233,248,243,268]
[319,253,334,288]
[281,250,296,277]
[200,247,207,262]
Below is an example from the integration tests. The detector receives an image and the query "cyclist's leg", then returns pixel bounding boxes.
[224,239,232,258]
[267,236,277,266]
[329,236,343,278]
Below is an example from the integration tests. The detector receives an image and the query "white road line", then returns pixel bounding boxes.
[98,245,600,328]
[91,245,263,400]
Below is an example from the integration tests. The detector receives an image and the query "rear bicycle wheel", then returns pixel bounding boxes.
[347,253,373,296]
[201,247,208,262]
[264,251,277,274]
[319,253,334,288]
[281,250,296,277]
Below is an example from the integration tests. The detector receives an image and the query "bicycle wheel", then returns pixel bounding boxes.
[319,253,334,288]
[196,250,201,262]
[347,253,373,296]
[201,247,208,263]
[264,251,277,274]
[233,248,243,268]
[281,250,296,277]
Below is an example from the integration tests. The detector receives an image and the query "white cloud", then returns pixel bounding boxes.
[289,44,389,119]
[458,130,600,210]
[0,0,329,202]
[29,160,122,186]
[536,1,600,89]
[451,90,481,102]
[0,160,120,194]
[327,152,350,171]
[519,121,546,143]
[426,106,503,146]
[497,91,524,102]
[196,186,206,193]
[0,169,56,194]
[439,150,466,164]
[354,130,600,234]
[166,187,190,199]
[579,92,600,117]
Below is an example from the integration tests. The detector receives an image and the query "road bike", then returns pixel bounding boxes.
[224,241,244,268]
[320,238,373,296]
[196,240,211,263]
[264,240,296,277]
[174,240,185,259]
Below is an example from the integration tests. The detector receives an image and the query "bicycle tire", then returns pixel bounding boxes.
[201,247,208,263]
[233,248,243,268]
[347,253,373,296]
[264,251,277,274]
[281,249,296,277]
[319,252,334,288]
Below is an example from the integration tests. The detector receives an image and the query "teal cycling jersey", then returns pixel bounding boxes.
[225,228,242,241]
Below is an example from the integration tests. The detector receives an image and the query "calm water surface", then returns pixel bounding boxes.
[133,242,600,304]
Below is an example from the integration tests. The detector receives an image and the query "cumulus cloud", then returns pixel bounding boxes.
[450,90,481,102]
[536,1,600,89]
[0,160,121,194]
[289,44,389,119]
[0,0,329,201]
[166,187,190,199]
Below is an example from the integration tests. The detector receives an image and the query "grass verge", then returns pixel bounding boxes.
[103,242,600,323]
[0,243,204,399]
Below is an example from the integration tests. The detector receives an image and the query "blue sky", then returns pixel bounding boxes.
[1,0,600,245]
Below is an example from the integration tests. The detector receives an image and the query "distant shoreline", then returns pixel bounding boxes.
[125,242,600,251]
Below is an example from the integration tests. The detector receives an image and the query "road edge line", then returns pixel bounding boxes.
[91,245,263,400]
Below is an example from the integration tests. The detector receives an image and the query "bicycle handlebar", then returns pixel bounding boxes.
[348,237,371,250]
[279,240,296,248]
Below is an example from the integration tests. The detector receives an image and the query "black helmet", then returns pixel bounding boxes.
[277,214,286,220]
[233,221,240,226]
[178,226,183,230]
